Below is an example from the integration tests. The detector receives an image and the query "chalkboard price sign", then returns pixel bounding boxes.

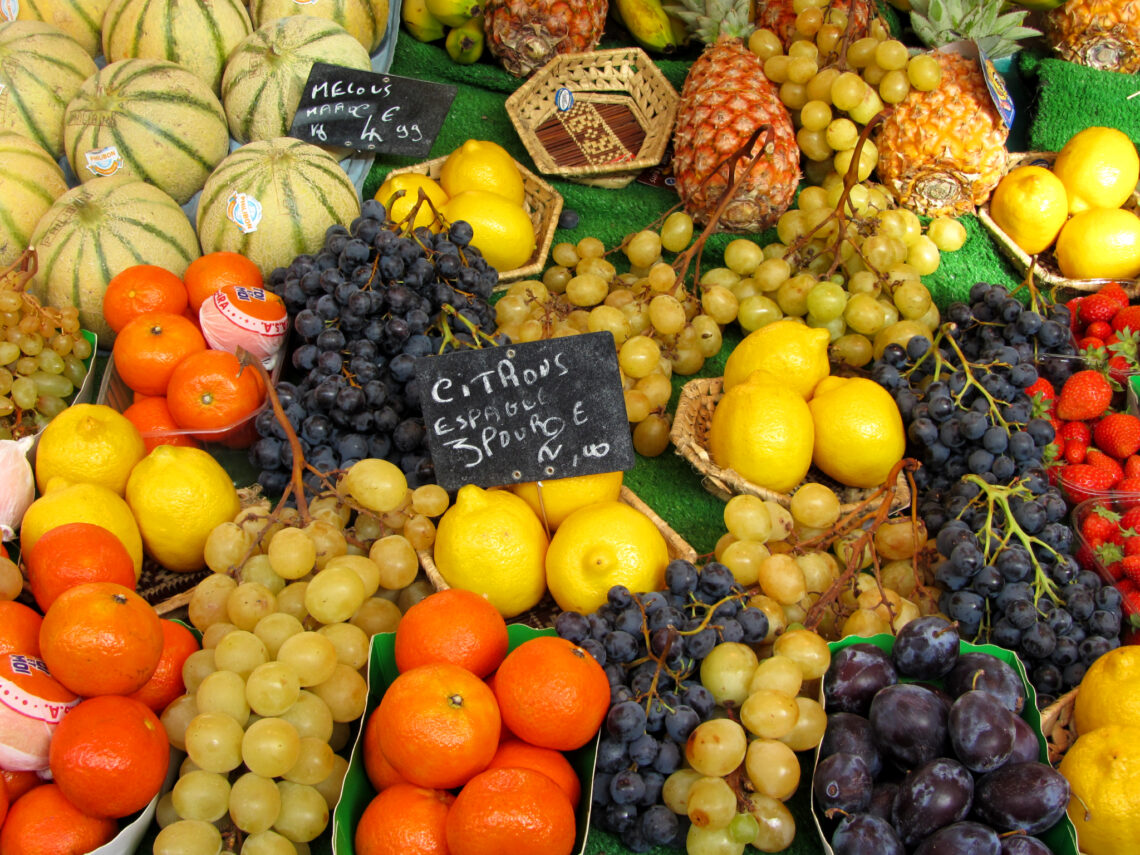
[288,62,456,156]
[416,333,636,491]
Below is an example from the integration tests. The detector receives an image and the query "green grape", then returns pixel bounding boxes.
[632,412,670,457]
[273,781,330,843]
[184,711,245,773]
[740,689,799,739]
[369,534,419,590]
[153,819,224,855]
[283,736,336,785]
[565,273,609,307]
[775,273,815,317]
[0,397,13,418]
[239,555,285,595]
[230,772,282,835]
[804,281,848,321]
[19,332,42,356]
[242,716,301,779]
[625,229,663,268]
[744,739,800,801]
[279,690,335,743]
[687,776,737,830]
[34,395,68,419]
[35,348,65,374]
[171,769,231,822]
[749,655,804,697]
[242,830,297,855]
[906,234,941,276]
[744,793,797,852]
[341,458,407,514]
[648,294,686,336]
[0,291,20,313]
[253,612,304,659]
[686,824,746,855]
[10,376,35,409]
[0,341,17,365]
[691,315,723,359]
[879,68,911,104]
[661,212,694,252]
[723,494,772,542]
[844,293,886,337]
[699,645,759,709]
[213,629,269,679]
[728,812,761,845]
[196,669,251,724]
[618,336,661,379]
[227,582,277,632]
[276,632,339,688]
[63,354,88,386]
[737,295,783,332]
[893,279,933,320]
[927,216,968,251]
[246,661,301,717]
[907,53,942,90]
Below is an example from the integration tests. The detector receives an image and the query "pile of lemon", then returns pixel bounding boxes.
[374,139,537,274]
[989,126,1140,281]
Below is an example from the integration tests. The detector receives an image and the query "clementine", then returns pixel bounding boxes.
[112,311,207,396]
[0,783,117,855]
[0,601,43,657]
[38,582,164,697]
[102,264,189,335]
[127,619,201,714]
[355,783,455,855]
[165,349,266,444]
[363,710,410,792]
[493,636,609,751]
[122,396,201,453]
[0,770,43,802]
[24,521,137,612]
[445,767,575,855]
[184,251,263,312]
[486,738,581,807]
[373,662,500,789]
[394,588,509,678]
[0,775,7,827]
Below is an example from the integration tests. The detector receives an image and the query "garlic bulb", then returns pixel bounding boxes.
[0,436,35,540]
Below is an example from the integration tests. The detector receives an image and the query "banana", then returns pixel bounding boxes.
[402,0,447,42]
[446,14,485,64]
[612,0,682,53]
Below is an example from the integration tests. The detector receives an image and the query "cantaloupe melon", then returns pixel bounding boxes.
[29,175,202,344]
[8,0,115,56]
[0,131,69,267]
[64,59,231,205]
[222,16,371,144]
[249,0,389,53]
[197,137,360,276]
[0,21,98,160]
[101,0,253,93]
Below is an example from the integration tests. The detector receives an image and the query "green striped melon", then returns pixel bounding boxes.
[0,21,98,159]
[222,16,371,144]
[249,0,389,53]
[64,59,230,205]
[29,175,201,344]
[101,0,253,93]
[0,131,69,267]
[8,0,115,56]
[197,137,360,276]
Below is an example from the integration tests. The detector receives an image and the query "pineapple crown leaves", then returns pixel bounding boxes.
[666,0,754,44]
[909,0,1041,59]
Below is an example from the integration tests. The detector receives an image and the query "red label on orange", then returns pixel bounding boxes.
[212,284,288,336]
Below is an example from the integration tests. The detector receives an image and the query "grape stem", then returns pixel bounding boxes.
[438,303,499,351]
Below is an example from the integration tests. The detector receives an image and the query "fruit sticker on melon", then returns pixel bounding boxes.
[0,653,79,772]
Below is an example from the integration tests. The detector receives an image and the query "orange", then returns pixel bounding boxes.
[127,618,201,714]
[374,662,501,789]
[24,521,137,612]
[1,770,43,802]
[165,348,266,444]
[0,771,7,827]
[0,783,117,855]
[112,311,207,397]
[122,396,201,452]
[102,264,189,335]
[0,601,43,658]
[38,582,164,697]
[445,767,576,855]
[394,588,509,678]
[355,783,456,855]
[493,636,609,751]
[184,250,264,312]
[363,711,411,792]
[487,739,581,807]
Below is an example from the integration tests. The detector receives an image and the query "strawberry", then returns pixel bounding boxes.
[1076,540,1098,570]
[1086,448,1125,485]
[1056,370,1114,421]
[1087,320,1115,341]
[1024,376,1055,413]
[1059,463,1117,504]
[1106,559,1126,581]
[1060,421,1093,444]
[1079,292,1119,325]
[1122,555,1140,584]
[1115,477,1140,510]
[1118,579,1140,614]
[1124,535,1140,557]
[1127,456,1140,479]
[1094,412,1140,459]
[1112,304,1140,334]
[1082,505,1122,543]
[1080,336,1105,352]
[1064,439,1088,464]
[1099,281,1132,310]
[1120,506,1140,531]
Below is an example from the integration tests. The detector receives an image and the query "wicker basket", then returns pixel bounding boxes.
[1040,687,1079,765]
[978,150,1140,297]
[385,155,562,286]
[418,485,698,629]
[505,47,679,189]
[670,376,911,514]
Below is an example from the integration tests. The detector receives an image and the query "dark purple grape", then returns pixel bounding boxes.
[819,712,883,778]
[869,683,949,770]
[813,753,873,818]
[913,821,1001,855]
[972,762,1070,835]
[892,616,960,679]
[945,652,1026,713]
[999,835,1053,855]
[869,781,898,821]
[948,690,1017,773]
[831,813,905,855]
[824,643,898,716]
[892,758,974,847]
[1008,714,1042,764]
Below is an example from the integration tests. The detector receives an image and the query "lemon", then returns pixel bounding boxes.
[433,484,548,618]
[1074,645,1140,734]
[374,173,449,233]
[424,0,479,27]
[125,445,242,573]
[545,500,669,615]
[722,319,830,398]
[1054,207,1140,281]
[439,139,526,204]
[809,376,905,489]
[20,480,144,577]
[510,470,624,530]
[442,190,536,272]
[988,165,1069,255]
[1058,725,1140,855]
[708,370,815,494]
[34,403,146,496]
[1052,126,1140,214]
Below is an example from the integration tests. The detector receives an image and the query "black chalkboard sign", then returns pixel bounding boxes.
[416,333,636,491]
[288,62,456,156]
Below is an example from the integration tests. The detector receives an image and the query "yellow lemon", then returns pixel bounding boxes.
[20,480,144,577]
[1052,126,1140,214]
[809,376,905,488]
[33,403,146,496]
[545,500,669,615]
[510,470,624,530]
[439,139,526,204]
[442,190,536,272]
[988,165,1069,255]
[1054,207,1140,281]
[433,484,548,618]
[125,445,242,573]
[374,172,449,233]
[1058,725,1140,855]
[708,370,815,494]
[722,319,830,398]
[1074,645,1140,734]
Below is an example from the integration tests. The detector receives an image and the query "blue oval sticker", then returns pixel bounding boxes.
[555,88,574,112]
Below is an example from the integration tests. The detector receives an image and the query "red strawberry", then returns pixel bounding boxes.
[1064,439,1088,464]
[1086,448,1125,485]
[1059,463,1116,503]
[1123,536,1140,557]
[1094,412,1140,459]
[1126,456,1140,479]
[1080,336,1106,351]
[1112,304,1140,334]
[1122,555,1140,584]
[1060,421,1093,444]
[1099,281,1132,310]
[1106,559,1126,581]
[1082,505,1122,543]
[1115,477,1140,510]
[1056,370,1114,421]
[1118,579,1140,614]
[1120,506,1140,531]
[1079,292,1119,325]
[1024,376,1055,413]
[1087,320,1115,341]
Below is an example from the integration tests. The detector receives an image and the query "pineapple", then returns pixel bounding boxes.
[1045,0,1140,74]
[872,0,1038,217]
[667,0,800,233]
[483,0,608,77]
[754,0,884,50]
